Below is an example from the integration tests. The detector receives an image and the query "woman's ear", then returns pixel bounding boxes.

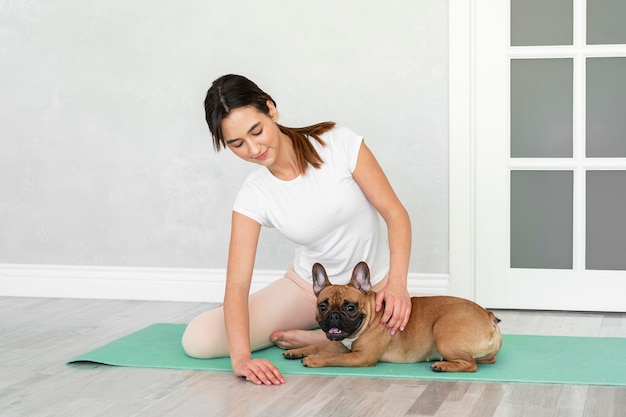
[266,99,279,122]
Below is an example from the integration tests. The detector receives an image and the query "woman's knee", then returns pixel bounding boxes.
[181,311,228,359]
[181,322,206,358]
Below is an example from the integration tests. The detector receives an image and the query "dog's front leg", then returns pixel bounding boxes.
[301,347,382,368]
[283,341,348,360]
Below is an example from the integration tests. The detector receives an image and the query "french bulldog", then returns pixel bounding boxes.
[284,262,502,372]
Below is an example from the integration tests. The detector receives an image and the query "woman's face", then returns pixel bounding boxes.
[221,101,282,167]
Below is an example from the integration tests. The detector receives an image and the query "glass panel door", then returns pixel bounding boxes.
[510,171,573,269]
[509,0,626,273]
[510,59,573,158]
[473,0,626,311]
[586,58,626,157]
[511,0,573,46]
[587,0,626,45]
[586,171,626,270]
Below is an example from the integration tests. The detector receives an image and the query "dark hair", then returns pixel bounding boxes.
[204,74,335,173]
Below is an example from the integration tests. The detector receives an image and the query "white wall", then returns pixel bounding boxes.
[0,1,448,279]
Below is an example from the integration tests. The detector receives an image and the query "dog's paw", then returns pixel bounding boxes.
[283,350,305,360]
[301,356,322,368]
[430,363,444,372]
[430,361,449,372]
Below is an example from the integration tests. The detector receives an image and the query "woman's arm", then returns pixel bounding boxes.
[352,141,412,335]
[224,211,285,385]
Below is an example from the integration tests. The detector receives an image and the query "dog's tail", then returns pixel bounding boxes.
[489,311,501,325]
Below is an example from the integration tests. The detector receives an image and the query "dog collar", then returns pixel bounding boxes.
[341,336,358,351]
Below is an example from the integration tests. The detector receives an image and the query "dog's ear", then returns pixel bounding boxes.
[350,262,372,294]
[312,263,331,296]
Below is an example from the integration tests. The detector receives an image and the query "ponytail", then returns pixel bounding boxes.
[278,122,335,174]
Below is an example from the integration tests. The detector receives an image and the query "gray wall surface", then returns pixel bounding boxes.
[0,0,449,273]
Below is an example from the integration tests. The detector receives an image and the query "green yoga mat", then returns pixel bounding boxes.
[67,323,626,386]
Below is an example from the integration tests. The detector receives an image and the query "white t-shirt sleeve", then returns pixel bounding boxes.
[330,126,363,173]
[232,173,271,227]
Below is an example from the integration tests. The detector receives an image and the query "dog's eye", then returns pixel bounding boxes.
[318,302,329,313]
[343,303,358,314]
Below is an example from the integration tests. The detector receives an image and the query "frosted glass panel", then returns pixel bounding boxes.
[587,58,626,157]
[587,0,626,45]
[586,171,626,271]
[511,171,573,269]
[511,59,573,158]
[511,0,573,46]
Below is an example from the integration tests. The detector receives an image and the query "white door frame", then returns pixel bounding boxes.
[449,0,476,300]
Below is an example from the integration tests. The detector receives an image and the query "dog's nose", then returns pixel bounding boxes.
[329,311,341,323]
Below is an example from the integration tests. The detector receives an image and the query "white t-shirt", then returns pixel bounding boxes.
[233,126,389,285]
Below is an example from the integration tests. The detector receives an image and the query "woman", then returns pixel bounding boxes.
[182,74,412,385]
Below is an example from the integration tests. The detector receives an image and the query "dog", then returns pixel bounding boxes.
[283,262,502,372]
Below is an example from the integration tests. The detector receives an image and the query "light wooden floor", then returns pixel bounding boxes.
[1,296,625,417]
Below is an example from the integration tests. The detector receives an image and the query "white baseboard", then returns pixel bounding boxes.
[0,264,449,303]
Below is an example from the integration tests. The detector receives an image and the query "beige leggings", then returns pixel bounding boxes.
[181,267,388,359]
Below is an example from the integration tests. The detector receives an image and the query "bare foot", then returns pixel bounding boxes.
[271,329,327,349]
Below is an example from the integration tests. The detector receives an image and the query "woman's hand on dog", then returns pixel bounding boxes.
[375,282,412,336]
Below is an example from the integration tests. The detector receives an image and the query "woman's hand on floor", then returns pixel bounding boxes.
[234,357,286,386]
